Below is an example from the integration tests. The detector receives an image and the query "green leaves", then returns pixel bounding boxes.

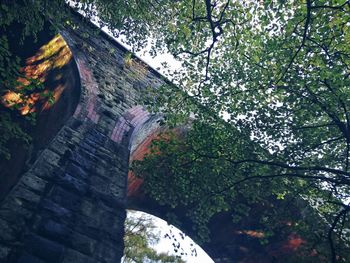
[133,119,280,242]
[0,1,72,160]
[128,1,350,259]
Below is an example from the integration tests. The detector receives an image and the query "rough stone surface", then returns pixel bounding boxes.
[0,11,163,263]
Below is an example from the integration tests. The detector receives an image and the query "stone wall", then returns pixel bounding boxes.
[0,12,163,263]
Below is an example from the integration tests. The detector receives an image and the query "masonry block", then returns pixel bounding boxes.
[0,246,11,261]
[74,215,101,240]
[65,163,88,180]
[32,160,64,181]
[50,187,83,212]
[23,233,65,263]
[54,173,88,195]
[40,200,73,223]
[94,241,123,263]
[0,198,33,221]
[0,218,18,241]
[62,249,95,263]
[37,219,71,243]
[20,174,48,194]
[17,252,45,263]
[69,151,94,171]
[85,129,107,146]
[69,232,97,256]
[10,186,41,208]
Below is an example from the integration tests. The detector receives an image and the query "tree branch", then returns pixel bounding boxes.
[311,1,349,10]
[275,0,311,84]
[327,205,350,263]
[191,148,350,178]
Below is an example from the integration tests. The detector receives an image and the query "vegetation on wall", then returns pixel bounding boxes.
[0,0,166,159]
[0,1,63,159]
[0,36,31,159]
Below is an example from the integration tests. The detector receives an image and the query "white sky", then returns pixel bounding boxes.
[127,210,214,263]
[103,28,182,77]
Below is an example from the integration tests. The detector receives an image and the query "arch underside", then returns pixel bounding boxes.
[127,119,325,263]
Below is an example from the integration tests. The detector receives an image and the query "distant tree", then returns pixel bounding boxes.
[123,211,186,263]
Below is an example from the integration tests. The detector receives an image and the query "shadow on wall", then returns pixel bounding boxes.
[0,23,81,200]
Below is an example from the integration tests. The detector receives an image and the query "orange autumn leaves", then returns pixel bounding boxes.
[2,35,72,115]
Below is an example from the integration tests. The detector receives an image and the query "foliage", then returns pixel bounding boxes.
[0,2,49,159]
[133,119,350,260]
[128,0,350,262]
[123,210,185,263]
[0,35,32,159]
[0,1,73,159]
[0,112,31,160]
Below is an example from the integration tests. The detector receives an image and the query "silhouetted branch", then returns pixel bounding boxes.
[328,205,350,263]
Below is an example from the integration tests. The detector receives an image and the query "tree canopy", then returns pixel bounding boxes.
[1,0,350,261]
[129,0,350,261]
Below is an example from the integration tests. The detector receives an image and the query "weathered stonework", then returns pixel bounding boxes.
[0,12,163,263]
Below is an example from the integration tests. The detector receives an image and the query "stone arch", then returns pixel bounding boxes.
[125,108,322,263]
[0,13,165,260]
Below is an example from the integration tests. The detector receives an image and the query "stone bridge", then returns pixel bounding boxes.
[0,12,319,263]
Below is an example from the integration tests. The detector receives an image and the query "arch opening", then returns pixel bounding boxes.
[122,210,214,263]
[125,110,219,262]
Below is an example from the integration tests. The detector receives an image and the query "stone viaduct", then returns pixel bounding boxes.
[0,11,323,263]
